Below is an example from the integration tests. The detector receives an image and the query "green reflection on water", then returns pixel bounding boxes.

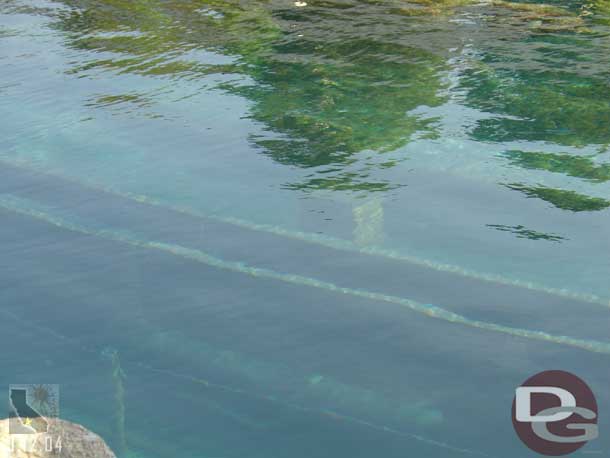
[504,150,610,182]
[463,67,610,147]
[5,0,610,215]
[226,40,445,172]
[53,0,450,191]
[486,223,567,242]
[505,183,610,211]
[48,0,607,194]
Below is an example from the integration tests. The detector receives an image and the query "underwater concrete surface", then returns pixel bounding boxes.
[0,164,608,458]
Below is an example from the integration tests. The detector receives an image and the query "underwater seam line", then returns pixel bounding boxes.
[0,308,494,458]
[1,193,610,357]
[141,365,495,458]
[2,157,608,309]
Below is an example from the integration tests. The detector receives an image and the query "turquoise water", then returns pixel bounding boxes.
[0,0,609,456]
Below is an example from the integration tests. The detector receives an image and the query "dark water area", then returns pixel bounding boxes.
[1,0,610,457]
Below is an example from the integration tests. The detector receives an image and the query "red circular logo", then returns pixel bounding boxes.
[512,370,598,456]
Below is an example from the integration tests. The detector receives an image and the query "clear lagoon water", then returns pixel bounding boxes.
[0,0,609,456]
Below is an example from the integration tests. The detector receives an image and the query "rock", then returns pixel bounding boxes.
[0,418,116,458]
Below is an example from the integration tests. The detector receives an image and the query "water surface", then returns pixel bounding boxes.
[1,0,609,457]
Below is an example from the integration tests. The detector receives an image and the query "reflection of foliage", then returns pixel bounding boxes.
[48,0,610,192]
[458,0,610,147]
[490,0,585,31]
[52,0,449,191]
[463,67,610,146]
[581,0,610,25]
[55,0,279,75]
[457,2,610,211]
[229,42,445,168]
[88,93,152,108]
[486,224,566,242]
[283,172,398,192]
[506,183,610,212]
[402,0,584,29]
[504,150,610,182]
